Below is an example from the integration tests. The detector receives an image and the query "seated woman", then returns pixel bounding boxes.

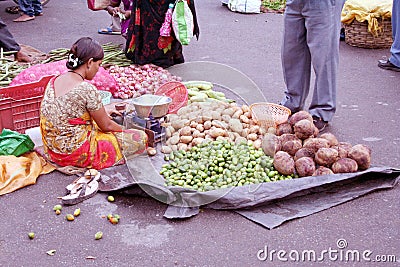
[125,0,199,68]
[40,37,147,170]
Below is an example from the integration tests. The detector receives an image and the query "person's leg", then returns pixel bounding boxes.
[305,0,345,123]
[31,0,43,16]
[13,0,35,21]
[110,15,122,32]
[0,17,31,62]
[280,0,311,114]
[0,17,21,52]
[17,0,34,16]
[389,0,400,67]
[111,2,124,33]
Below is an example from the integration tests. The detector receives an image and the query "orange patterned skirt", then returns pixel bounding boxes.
[45,129,147,170]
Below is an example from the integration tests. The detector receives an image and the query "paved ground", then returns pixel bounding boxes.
[1,0,399,266]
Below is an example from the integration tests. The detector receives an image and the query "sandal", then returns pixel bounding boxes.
[61,179,99,206]
[5,6,20,14]
[98,27,121,35]
[65,169,101,193]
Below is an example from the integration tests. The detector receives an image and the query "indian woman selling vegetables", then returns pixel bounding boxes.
[125,0,199,68]
[40,37,148,170]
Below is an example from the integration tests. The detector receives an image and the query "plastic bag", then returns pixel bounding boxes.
[0,129,35,157]
[10,60,119,94]
[172,0,194,45]
[228,0,261,14]
[87,0,110,11]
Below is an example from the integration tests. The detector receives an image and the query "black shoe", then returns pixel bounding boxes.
[312,116,328,132]
[340,28,345,41]
[378,59,400,72]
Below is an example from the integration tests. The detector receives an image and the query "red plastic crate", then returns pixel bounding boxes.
[0,75,54,133]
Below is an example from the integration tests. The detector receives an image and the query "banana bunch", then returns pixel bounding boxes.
[182,81,235,103]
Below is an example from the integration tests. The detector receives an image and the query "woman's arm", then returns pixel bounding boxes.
[105,0,121,15]
[89,107,123,132]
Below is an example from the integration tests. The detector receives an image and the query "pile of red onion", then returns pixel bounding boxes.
[108,64,182,99]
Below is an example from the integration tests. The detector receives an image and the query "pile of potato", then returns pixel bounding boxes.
[262,111,372,176]
[161,101,267,154]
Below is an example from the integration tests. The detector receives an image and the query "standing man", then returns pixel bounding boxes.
[0,16,31,62]
[279,0,346,132]
[378,0,400,72]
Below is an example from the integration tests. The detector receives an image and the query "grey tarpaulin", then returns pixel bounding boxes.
[98,157,400,229]
[98,62,400,228]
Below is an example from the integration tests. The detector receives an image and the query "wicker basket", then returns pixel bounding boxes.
[344,19,393,49]
[250,103,291,129]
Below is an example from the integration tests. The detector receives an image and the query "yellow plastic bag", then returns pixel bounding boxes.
[0,152,55,195]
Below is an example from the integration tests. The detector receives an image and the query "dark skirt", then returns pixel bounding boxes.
[125,0,199,68]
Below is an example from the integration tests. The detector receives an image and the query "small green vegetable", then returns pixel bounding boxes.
[53,204,62,211]
[161,140,289,191]
[95,231,103,240]
[73,208,81,217]
[66,214,75,221]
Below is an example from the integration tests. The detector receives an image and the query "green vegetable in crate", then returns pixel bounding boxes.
[160,140,293,192]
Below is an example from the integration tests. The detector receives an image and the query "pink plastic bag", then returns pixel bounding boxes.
[10,60,118,94]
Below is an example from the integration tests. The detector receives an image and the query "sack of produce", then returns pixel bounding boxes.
[228,0,261,14]
[10,60,118,94]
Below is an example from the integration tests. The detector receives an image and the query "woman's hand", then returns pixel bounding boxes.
[106,6,116,16]
[113,7,122,15]
[113,8,129,20]
[90,106,123,132]
[104,105,122,119]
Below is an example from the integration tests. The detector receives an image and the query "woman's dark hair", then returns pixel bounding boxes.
[66,37,104,70]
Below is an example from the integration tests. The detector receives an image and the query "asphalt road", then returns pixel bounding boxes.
[1,0,399,266]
